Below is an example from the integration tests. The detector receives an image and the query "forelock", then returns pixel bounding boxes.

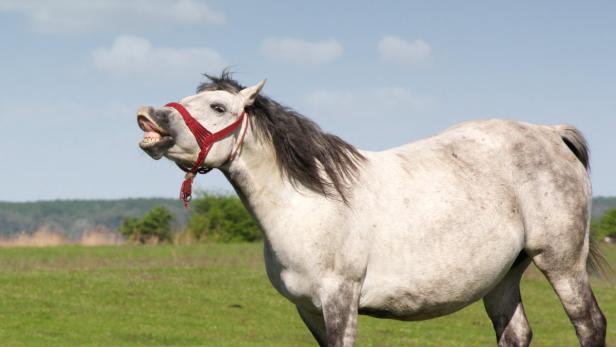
[196,70,244,94]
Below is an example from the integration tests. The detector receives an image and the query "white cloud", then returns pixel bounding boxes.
[378,36,432,67]
[304,87,432,117]
[0,0,224,34]
[91,35,226,78]
[261,37,343,66]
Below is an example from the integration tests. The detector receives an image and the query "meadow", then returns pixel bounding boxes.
[0,243,613,346]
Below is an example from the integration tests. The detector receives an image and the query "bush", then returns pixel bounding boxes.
[596,208,616,239]
[120,206,174,244]
[188,193,261,242]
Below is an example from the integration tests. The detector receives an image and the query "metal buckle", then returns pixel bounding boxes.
[197,167,213,174]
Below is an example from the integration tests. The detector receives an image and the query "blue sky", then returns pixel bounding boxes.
[1,1,614,201]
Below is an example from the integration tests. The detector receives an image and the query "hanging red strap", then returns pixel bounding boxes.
[165,102,246,207]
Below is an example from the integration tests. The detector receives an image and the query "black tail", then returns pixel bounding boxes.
[588,238,614,284]
[558,125,590,171]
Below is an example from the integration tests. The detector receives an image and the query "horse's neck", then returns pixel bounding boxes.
[222,138,298,233]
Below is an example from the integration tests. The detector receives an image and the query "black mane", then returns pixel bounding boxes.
[198,71,365,202]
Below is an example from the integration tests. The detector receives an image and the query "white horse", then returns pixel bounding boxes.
[136,73,606,347]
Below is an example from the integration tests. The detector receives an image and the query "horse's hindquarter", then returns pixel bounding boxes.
[356,120,539,320]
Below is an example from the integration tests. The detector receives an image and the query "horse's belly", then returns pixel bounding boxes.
[359,270,501,320]
[358,224,524,320]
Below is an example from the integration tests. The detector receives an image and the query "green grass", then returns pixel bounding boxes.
[0,244,613,346]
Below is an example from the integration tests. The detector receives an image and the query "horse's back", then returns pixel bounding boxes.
[376,118,590,213]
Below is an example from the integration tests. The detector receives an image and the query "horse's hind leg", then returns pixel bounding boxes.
[483,254,533,347]
[527,202,606,347]
[532,248,606,347]
[519,127,605,346]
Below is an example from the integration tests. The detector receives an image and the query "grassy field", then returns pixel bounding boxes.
[0,244,613,346]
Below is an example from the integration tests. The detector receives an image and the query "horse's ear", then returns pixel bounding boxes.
[240,80,266,106]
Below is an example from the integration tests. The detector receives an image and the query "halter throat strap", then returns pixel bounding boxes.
[165,102,247,207]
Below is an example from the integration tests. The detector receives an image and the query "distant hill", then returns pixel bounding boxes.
[0,198,190,238]
[0,197,614,239]
[592,196,616,219]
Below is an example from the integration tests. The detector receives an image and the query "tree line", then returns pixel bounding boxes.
[0,198,189,238]
[2,196,616,244]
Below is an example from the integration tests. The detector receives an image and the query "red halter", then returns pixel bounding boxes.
[165,102,247,207]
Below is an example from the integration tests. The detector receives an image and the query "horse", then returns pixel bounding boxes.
[135,72,606,347]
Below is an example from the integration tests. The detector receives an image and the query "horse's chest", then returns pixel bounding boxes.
[263,243,317,305]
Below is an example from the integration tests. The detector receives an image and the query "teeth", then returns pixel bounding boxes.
[142,137,161,144]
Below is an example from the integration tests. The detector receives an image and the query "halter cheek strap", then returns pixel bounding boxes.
[165,102,248,207]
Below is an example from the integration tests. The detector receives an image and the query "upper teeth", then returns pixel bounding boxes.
[143,137,161,144]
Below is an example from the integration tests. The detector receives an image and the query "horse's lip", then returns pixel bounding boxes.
[137,115,168,136]
[139,136,175,160]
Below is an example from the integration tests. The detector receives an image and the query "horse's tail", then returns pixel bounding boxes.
[554,125,613,282]
[588,238,613,283]
[555,125,590,171]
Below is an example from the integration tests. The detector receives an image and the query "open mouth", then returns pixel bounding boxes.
[137,115,175,159]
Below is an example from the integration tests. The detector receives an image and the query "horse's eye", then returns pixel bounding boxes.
[210,103,226,114]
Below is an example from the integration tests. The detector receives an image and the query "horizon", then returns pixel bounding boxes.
[1,1,615,201]
[3,194,616,204]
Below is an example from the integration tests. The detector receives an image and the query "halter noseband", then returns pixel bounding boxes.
[165,102,248,207]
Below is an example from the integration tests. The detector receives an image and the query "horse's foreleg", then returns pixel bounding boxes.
[297,306,327,347]
[319,279,361,347]
[483,255,533,347]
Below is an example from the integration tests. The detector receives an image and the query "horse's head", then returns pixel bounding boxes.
[136,80,265,168]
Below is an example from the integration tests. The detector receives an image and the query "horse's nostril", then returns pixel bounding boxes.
[154,109,171,124]
[136,106,171,125]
